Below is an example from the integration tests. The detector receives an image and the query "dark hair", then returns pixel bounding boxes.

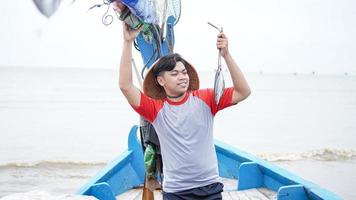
[152,53,188,77]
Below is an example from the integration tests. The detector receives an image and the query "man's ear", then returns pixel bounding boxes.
[156,76,165,87]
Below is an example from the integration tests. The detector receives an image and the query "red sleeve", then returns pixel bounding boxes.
[130,92,164,123]
[193,87,235,116]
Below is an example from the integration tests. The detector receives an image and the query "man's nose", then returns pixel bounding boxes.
[178,72,187,79]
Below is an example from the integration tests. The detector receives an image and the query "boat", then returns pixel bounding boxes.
[77,125,342,200]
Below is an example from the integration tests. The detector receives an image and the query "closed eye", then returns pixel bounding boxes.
[169,69,187,76]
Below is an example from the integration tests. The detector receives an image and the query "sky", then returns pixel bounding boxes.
[1,0,355,74]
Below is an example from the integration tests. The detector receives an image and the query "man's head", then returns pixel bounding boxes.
[143,53,200,99]
[153,54,189,98]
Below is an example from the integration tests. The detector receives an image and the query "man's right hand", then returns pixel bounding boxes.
[122,22,143,42]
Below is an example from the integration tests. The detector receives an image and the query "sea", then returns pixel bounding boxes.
[0,67,355,200]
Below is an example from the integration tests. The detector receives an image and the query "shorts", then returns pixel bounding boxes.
[162,182,224,200]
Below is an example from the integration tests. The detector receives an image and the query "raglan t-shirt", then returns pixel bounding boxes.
[131,87,235,193]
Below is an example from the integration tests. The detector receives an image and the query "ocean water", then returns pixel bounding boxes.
[0,67,355,199]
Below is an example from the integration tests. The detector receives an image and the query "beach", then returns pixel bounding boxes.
[0,67,355,199]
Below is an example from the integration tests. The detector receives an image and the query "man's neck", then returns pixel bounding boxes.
[166,92,186,102]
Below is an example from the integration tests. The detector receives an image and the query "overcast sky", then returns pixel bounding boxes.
[1,0,355,74]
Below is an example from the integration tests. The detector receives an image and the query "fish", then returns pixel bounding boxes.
[33,0,62,18]
[208,22,225,104]
[214,51,225,104]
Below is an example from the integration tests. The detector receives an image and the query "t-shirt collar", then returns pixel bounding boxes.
[165,92,190,105]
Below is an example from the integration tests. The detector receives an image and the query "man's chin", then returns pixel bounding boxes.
[178,88,188,94]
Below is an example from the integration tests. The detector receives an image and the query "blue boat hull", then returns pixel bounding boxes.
[78,125,342,200]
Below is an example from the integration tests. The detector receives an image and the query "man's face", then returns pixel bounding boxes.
[157,61,190,97]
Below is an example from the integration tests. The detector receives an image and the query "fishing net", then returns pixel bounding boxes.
[86,0,180,26]
[118,0,180,25]
[118,0,181,77]
[86,0,180,78]
[151,0,181,26]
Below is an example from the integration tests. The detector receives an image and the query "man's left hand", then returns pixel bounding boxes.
[216,33,229,58]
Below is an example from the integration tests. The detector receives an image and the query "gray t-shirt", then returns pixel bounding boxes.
[132,87,235,193]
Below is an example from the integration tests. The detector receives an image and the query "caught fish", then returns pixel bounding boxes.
[214,48,225,104]
[33,0,62,18]
[208,22,225,104]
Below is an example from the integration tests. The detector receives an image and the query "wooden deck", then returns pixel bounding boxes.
[116,178,277,200]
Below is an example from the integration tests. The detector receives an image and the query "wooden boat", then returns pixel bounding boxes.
[77,125,342,200]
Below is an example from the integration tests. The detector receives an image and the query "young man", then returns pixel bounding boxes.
[119,23,251,200]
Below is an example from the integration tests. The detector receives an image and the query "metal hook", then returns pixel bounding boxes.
[207,22,222,33]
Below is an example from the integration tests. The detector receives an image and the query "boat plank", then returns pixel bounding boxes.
[229,188,274,200]
[154,190,163,200]
[222,177,238,190]
[116,188,141,200]
[117,189,275,200]
[116,178,276,200]
[257,188,277,200]
[228,190,250,200]
[132,189,142,200]
[244,188,271,200]
[222,191,234,200]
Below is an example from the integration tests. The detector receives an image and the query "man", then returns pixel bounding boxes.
[119,22,251,200]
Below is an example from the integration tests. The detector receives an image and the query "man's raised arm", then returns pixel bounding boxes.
[119,23,143,107]
[217,33,251,104]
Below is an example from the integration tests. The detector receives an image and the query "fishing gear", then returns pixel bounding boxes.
[117,6,144,29]
[88,0,143,27]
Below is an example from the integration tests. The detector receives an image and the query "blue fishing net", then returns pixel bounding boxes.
[121,0,180,26]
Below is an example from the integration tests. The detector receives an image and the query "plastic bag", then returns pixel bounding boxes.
[144,144,157,179]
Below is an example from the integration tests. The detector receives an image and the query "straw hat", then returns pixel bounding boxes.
[143,57,200,100]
